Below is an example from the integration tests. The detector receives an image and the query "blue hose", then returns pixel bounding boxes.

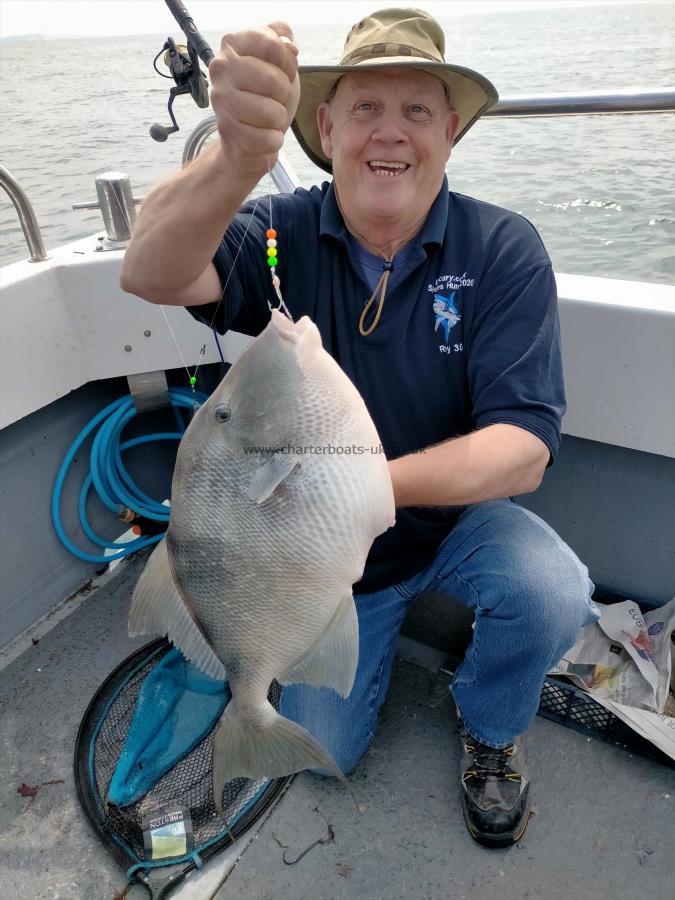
[51,388,207,564]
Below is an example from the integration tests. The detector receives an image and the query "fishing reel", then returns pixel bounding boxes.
[150,36,210,142]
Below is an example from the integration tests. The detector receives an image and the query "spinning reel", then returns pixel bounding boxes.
[150,0,215,142]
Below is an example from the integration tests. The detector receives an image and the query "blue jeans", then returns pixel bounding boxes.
[280,499,600,765]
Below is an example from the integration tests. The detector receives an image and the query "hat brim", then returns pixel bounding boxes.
[291,59,499,174]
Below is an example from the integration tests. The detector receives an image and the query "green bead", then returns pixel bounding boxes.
[267,257,278,267]
[189,376,197,386]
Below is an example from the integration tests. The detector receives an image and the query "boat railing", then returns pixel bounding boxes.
[4,91,674,263]
[0,165,48,262]
[181,89,675,192]
[481,89,675,117]
[181,118,301,191]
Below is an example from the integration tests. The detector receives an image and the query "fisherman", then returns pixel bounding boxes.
[121,8,599,847]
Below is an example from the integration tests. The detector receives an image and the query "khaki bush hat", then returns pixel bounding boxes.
[291,7,499,173]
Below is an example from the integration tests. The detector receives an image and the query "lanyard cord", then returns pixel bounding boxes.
[334,187,426,336]
[359,261,392,336]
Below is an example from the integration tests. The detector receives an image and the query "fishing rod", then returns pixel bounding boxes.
[147,0,291,354]
[147,0,291,338]
[150,0,214,141]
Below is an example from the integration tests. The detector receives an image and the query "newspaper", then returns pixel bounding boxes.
[549,596,675,761]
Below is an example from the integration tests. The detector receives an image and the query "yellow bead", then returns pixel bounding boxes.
[267,247,276,257]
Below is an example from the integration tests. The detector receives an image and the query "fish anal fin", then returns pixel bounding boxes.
[280,591,358,698]
[247,452,298,504]
[128,539,225,682]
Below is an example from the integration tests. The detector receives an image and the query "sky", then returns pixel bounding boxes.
[0,0,665,39]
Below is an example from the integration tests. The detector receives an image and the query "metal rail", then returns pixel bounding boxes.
[181,114,219,167]
[182,90,675,167]
[0,165,48,262]
[182,115,301,190]
[483,89,675,118]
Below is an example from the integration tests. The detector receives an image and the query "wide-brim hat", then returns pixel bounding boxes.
[291,7,499,174]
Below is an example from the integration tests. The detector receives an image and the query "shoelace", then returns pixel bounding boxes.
[464,741,521,782]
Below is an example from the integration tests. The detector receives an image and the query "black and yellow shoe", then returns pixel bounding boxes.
[459,722,531,848]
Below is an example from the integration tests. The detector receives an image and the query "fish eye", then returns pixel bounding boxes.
[214,404,231,423]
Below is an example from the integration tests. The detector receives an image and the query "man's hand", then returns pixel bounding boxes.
[209,22,300,182]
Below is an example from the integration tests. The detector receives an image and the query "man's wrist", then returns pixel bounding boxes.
[208,143,270,193]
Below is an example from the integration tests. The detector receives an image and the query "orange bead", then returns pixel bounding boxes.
[266,228,277,239]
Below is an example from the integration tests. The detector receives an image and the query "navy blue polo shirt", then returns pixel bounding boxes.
[187,176,566,593]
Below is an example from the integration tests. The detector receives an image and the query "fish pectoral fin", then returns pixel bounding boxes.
[247,452,299,504]
[128,539,226,682]
[280,591,358,698]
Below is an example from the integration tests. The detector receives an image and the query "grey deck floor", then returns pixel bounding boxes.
[1,556,673,900]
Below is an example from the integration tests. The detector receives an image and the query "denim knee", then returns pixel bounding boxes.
[497,547,598,653]
[280,684,375,776]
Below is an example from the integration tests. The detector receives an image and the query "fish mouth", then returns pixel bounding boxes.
[270,310,315,344]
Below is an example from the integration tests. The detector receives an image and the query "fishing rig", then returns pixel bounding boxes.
[150,0,290,348]
[52,0,290,563]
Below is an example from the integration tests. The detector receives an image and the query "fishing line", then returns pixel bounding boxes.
[266,156,293,320]
[110,156,290,402]
[158,306,192,377]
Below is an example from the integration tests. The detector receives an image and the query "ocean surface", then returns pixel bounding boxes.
[1,1,673,285]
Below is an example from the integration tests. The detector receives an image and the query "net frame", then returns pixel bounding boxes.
[74,638,290,894]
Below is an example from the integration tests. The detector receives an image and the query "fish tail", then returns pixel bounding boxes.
[212,700,355,814]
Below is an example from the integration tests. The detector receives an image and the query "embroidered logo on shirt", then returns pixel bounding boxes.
[429,272,475,290]
[432,291,461,344]
[428,274,471,353]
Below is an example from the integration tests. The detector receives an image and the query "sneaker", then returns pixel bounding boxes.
[458,721,531,847]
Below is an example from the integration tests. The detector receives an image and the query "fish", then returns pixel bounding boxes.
[128,309,395,810]
[433,292,461,343]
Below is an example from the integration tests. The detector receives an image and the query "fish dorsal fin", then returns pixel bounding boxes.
[128,539,226,682]
[247,452,299,504]
[280,591,358,698]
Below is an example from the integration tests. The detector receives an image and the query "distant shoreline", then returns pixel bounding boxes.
[0,34,45,44]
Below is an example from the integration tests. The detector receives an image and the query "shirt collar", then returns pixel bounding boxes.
[319,175,449,252]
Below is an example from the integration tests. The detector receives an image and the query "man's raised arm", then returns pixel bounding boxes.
[120,23,300,308]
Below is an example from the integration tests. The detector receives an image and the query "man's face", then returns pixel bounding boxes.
[317,69,460,237]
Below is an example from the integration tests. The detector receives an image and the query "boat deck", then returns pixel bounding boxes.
[1,554,673,900]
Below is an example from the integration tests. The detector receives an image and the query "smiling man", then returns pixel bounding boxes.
[318,69,456,254]
[121,8,599,847]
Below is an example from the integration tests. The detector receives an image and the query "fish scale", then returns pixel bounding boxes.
[128,310,395,808]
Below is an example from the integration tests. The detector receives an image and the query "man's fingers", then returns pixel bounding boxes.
[213,51,293,107]
[209,22,298,180]
[267,21,295,45]
[219,88,290,133]
[221,26,297,76]
[268,23,299,82]
[216,118,285,158]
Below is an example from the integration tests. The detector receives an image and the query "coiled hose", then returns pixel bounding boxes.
[51,387,207,564]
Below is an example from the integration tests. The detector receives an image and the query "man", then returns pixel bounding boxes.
[121,8,599,847]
